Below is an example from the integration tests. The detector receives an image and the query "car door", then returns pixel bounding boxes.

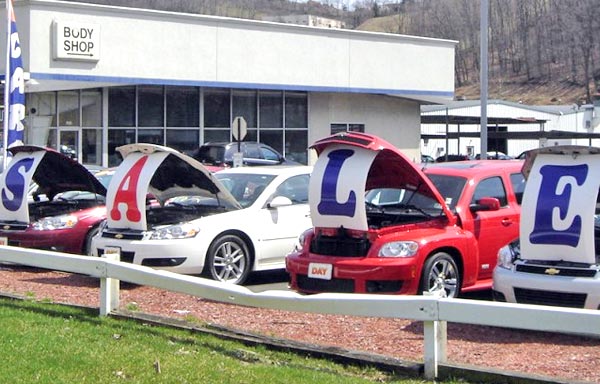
[463,175,520,281]
[253,174,311,267]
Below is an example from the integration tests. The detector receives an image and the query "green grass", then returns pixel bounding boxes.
[0,297,465,384]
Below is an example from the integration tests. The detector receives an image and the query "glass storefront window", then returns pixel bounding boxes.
[166,129,199,153]
[82,88,102,127]
[26,92,56,146]
[82,129,102,165]
[167,86,199,127]
[232,90,257,128]
[285,92,307,128]
[108,129,135,167]
[204,129,230,143]
[259,91,283,128]
[108,86,135,127]
[285,130,308,164]
[138,85,164,127]
[259,129,283,154]
[58,90,80,127]
[138,129,164,145]
[204,88,230,128]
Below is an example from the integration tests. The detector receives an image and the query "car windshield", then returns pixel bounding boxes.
[426,174,468,211]
[215,172,277,208]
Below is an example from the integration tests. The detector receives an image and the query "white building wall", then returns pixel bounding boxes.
[309,93,421,163]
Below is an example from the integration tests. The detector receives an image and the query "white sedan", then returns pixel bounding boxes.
[92,143,312,284]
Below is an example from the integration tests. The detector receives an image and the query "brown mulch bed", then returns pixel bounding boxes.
[0,264,598,383]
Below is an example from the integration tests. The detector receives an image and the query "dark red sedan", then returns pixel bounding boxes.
[0,146,108,255]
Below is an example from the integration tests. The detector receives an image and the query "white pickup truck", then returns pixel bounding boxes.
[493,145,600,309]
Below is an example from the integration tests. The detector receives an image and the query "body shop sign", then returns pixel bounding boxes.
[53,20,100,62]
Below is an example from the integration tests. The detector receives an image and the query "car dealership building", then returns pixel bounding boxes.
[2,0,455,167]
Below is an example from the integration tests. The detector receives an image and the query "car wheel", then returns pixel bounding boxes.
[83,226,100,256]
[204,234,251,284]
[420,252,460,298]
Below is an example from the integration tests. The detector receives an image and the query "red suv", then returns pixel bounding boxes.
[286,132,524,297]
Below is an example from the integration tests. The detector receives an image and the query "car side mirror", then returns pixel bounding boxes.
[470,197,501,212]
[267,195,293,208]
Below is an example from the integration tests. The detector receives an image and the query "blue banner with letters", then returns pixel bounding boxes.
[5,0,26,149]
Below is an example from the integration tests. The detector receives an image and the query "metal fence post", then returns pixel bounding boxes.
[99,251,120,316]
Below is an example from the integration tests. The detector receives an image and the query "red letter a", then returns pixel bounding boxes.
[110,156,149,222]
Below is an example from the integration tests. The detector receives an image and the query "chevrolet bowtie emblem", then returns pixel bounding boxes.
[544,268,560,275]
[115,233,123,239]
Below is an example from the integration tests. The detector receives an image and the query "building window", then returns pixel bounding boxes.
[204,88,230,128]
[285,92,307,128]
[330,123,365,134]
[108,86,135,127]
[138,128,164,145]
[108,128,135,167]
[259,129,284,154]
[81,88,102,127]
[58,90,79,127]
[232,90,257,128]
[82,128,102,165]
[259,91,283,128]
[285,129,308,164]
[167,86,199,127]
[138,85,164,127]
[166,129,199,153]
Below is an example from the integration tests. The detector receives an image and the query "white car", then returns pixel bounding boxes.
[493,145,600,309]
[92,143,312,284]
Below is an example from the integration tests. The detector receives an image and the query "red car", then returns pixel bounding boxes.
[0,146,108,255]
[286,132,525,297]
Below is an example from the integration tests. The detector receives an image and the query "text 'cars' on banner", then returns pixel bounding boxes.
[0,150,45,222]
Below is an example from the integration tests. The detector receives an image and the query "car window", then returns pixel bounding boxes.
[472,176,508,207]
[244,143,260,158]
[215,173,276,208]
[510,172,526,205]
[275,174,309,204]
[426,174,467,211]
[194,146,225,164]
[260,145,281,161]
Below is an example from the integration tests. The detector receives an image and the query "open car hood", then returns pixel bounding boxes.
[0,146,106,223]
[308,132,454,231]
[106,143,240,230]
[519,145,600,264]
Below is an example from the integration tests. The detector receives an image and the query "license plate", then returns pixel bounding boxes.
[0,237,7,246]
[308,263,332,280]
[102,246,121,258]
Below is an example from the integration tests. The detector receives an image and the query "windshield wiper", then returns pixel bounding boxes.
[378,203,435,218]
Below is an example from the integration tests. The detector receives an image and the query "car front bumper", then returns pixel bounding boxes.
[493,266,600,310]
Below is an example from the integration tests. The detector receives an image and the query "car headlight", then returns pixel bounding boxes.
[292,229,311,253]
[149,223,200,240]
[497,241,519,269]
[379,241,419,257]
[32,215,78,230]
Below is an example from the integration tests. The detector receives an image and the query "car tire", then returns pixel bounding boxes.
[83,226,100,256]
[204,234,251,284]
[420,252,461,298]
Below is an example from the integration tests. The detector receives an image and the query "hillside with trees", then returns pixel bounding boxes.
[68,0,600,105]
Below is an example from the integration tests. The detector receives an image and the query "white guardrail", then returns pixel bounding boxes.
[1,245,600,380]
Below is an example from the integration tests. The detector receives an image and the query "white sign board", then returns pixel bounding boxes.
[53,20,100,62]
[520,153,600,264]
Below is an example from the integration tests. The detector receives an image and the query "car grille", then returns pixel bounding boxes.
[310,233,370,257]
[515,264,598,278]
[297,275,355,293]
[101,229,145,241]
[513,287,587,308]
[96,248,134,263]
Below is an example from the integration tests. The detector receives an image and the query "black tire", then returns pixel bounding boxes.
[204,234,251,284]
[83,226,100,256]
[419,252,461,298]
